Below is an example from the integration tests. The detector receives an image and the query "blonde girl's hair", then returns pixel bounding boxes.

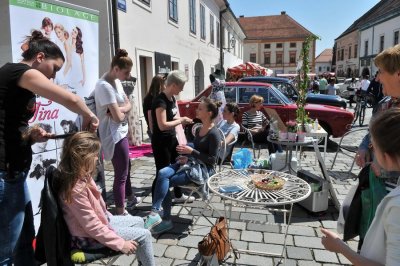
[56,132,101,203]
[374,44,400,74]
[249,95,264,107]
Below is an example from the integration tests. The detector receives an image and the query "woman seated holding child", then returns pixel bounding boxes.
[56,132,155,266]
[144,99,221,234]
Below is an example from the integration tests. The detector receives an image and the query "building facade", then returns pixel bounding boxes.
[238,11,316,75]
[334,0,400,77]
[117,0,245,116]
[315,49,333,75]
[359,12,400,76]
[335,30,359,78]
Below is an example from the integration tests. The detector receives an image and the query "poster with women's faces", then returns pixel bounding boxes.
[8,0,99,232]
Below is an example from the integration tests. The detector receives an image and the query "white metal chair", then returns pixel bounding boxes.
[175,125,226,230]
[330,127,368,174]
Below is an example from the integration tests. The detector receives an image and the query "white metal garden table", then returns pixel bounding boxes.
[207,169,311,263]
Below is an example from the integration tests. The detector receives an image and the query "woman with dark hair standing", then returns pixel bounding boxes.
[150,70,193,204]
[0,30,98,265]
[94,49,140,215]
[143,75,165,140]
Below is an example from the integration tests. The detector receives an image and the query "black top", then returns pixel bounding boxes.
[0,63,36,173]
[151,92,177,138]
[192,126,221,167]
[142,93,153,129]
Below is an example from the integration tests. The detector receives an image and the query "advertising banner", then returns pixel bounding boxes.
[9,0,99,231]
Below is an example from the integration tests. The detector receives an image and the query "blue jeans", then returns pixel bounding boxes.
[0,171,36,266]
[152,163,191,219]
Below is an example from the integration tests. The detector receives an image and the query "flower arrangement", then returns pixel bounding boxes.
[286,120,297,133]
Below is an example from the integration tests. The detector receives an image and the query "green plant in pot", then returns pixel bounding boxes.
[296,35,320,132]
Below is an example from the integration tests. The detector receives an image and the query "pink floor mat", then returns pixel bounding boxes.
[129,144,153,159]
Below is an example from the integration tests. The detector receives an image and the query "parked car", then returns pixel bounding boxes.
[240,76,347,109]
[335,78,359,100]
[178,82,354,138]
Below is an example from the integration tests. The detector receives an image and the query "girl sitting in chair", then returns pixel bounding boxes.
[144,99,222,234]
[56,132,155,266]
[217,102,240,161]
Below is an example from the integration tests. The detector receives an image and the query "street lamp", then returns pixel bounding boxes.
[223,37,236,52]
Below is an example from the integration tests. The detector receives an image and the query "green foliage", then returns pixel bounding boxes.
[296,35,320,131]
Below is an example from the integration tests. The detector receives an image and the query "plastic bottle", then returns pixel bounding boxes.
[313,119,319,131]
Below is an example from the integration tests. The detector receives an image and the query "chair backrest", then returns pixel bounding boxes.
[35,166,73,266]
[217,128,227,170]
[240,125,256,158]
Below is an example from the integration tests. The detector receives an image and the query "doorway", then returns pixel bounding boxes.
[194,59,204,96]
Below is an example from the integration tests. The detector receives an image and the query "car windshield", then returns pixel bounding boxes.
[270,86,292,104]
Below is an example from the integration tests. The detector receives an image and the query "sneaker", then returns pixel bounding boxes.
[126,196,142,209]
[172,194,195,203]
[151,220,173,235]
[144,213,162,230]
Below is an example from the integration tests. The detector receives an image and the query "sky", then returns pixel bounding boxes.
[229,0,380,55]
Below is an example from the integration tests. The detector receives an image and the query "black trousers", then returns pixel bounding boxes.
[151,135,182,199]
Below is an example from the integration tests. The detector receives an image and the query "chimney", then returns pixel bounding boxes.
[239,15,244,18]
[281,11,286,15]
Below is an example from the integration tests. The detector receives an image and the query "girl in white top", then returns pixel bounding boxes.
[321,108,400,266]
[94,49,138,215]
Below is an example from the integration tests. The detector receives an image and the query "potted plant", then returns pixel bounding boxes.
[296,35,320,132]
[286,120,297,141]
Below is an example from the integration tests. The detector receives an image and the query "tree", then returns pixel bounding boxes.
[296,35,320,131]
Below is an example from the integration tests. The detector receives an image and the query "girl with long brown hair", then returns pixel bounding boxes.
[57,132,155,265]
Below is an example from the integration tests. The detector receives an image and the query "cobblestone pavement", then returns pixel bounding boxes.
[90,106,372,266]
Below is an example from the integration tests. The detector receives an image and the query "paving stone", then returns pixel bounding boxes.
[231,240,248,250]
[173,259,195,265]
[313,249,339,263]
[264,232,294,246]
[320,220,338,229]
[113,254,134,265]
[178,235,204,248]
[186,248,201,262]
[156,234,179,245]
[154,257,173,265]
[152,242,168,257]
[247,222,281,233]
[298,260,322,266]
[294,235,325,249]
[241,230,263,242]
[248,242,283,255]
[226,254,274,266]
[229,221,247,230]
[287,225,316,236]
[286,246,313,260]
[164,246,188,260]
[239,212,268,222]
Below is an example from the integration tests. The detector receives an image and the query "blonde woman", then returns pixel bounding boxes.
[57,132,155,265]
[54,23,71,83]
[242,95,280,154]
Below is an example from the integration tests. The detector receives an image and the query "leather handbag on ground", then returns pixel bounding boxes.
[198,217,237,262]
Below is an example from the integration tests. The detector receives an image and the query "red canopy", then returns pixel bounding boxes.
[227,62,272,77]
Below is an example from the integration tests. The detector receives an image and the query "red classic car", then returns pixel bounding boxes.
[178,82,354,138]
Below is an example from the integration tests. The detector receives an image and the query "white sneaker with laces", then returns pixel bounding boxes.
[172,193,195,203]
